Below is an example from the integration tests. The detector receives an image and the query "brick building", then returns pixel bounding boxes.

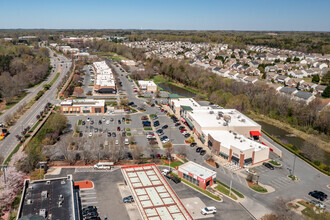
[60,99,105,114]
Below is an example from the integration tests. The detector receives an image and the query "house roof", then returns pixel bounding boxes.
[280,87,297,94]
[294,91,314,100]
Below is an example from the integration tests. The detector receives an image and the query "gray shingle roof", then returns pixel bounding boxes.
[294,91,313,100]
[280,87,297,94]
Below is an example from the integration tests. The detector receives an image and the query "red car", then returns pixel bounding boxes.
[161,109,164,112]
[180,129,187,133]
[117,126,121,131]
[124,108,131,112]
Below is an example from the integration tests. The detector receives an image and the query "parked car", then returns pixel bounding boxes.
[161,169,170,176]
[190,143,197,147]
[117,126,121,131]
[153,121,160,127]
[175,122,181,127]
[94,128,98,132]
[152,116,158,120]
[112,132,116,137]
[123,195,134,203]
[200,150,206,155]
[98,120,102,125]
[196,147,202,152]
[102,117,106,122]
[309,190,328,201]
[107,132,111,137]
[128,102,134,106]
[122,117,125,122]
[171,176,181,184]
[82,121,86,125]
[106,120,110,125]
[184,133,190,138]
[82,206,97,215]
[89,132,93,137]
[118,120,121,124]
[201,206,216,215]
[162,125,168,129]
[262,162,274,170]
[179,126,185,130]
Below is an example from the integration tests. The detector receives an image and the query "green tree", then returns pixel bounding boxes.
[321,71,330,85]
[293,56,300,62]
[286,57,292,63]
[231,54,236,58]
[262,72,266,79]
[322,85,330,98]
[311,74,320,83]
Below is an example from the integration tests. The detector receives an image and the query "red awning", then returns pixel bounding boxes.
[250,131,262,136]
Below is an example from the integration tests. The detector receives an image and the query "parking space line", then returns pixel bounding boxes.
[81,197,97,200]
[82,201,98,205]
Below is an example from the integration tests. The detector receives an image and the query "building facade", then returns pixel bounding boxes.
[60,99,105,114]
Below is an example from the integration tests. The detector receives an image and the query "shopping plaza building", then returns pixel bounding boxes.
[60,99,105,114]
[168,96,270,168]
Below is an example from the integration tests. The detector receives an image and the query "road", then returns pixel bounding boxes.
[0,50,72,162]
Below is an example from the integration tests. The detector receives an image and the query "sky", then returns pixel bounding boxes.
[0,0,329,31]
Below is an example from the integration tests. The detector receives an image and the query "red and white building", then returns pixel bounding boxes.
[178,161,217,190]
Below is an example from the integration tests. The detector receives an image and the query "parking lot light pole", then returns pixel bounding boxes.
[292,155,296,177]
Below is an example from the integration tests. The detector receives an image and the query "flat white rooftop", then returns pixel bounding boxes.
[138,80,157,87]
[204,130,268,152]
[178,161,216,180]
[121,164,192,220]
[95,74,115,87]
[171,98,201,110]
[189,109,260,128]
[61,99,105,107]
[93,61,112,75]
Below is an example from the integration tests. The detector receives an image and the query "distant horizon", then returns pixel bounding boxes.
[0,28,329,33]
[0,0,329,32]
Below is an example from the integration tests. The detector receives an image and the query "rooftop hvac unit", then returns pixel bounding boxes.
[209,111,214,114]
[28,185,33,190]
[61,180,66,185]
[58,201,63,207]
[241,119,246,122]
[237,115,241,119]
[216,116,220,120]
[59,195,64,200]
[46,181,50,185]
[39,209,47,218]
[41,191,48,199]
[27,199,33,205]
[223,122,228,126]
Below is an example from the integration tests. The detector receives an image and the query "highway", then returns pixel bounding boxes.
[0,49,72,162]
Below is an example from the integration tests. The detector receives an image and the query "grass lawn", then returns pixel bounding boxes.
[215,184,237,200]
[269,160,281,166]
[298,201,330,220]
[216,180,244,198]
[29,120,41,133]
[169,161,183,168]
[248,182,268,193]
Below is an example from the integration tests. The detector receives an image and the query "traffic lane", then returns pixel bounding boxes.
[165,175,254,220]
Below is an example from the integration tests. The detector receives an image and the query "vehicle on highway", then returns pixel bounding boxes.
[201,207,216,215]
[162,125,168,129]
[123,195,134,203]
[200,150,206,155]
[309,190,328,201]
[196,147,202,152]
[263,162,274,170]
[190,142,197,147]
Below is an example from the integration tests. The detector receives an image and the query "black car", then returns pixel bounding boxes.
[128,102,134,106]
[184,133,190,138]
[79,132,83,137]
[98,120,102,125]
[118,120,121,124]
[263,162,274,170]
[190,142,197,147]
[171,176,181,184]
[309,190,328,201]
[82,206,97,214]
[122,117,125,122]
[83,211,98,218]
[154,121,160,126]
[175,122,181,127]
[151,103,155,107]
[196,147,202,152]
[200,150,206,155]
[107,132,111,137]
[112,132,116,137]
[179,126,185,130]
[82,121,86,125]
[162,125,168,129]
[215,162,219,168]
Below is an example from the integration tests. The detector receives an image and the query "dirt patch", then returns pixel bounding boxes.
[74,181,94,189]
[205,159,216,168]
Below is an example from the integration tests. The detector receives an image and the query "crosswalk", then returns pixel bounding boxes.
[75,167,120,173]
[265,176,294,189]
[80,188,99,208]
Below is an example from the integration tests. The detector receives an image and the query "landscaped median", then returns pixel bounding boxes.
[247,181,268,193]
[215,180,244,200]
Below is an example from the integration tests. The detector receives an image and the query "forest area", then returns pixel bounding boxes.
[0,40,50,107]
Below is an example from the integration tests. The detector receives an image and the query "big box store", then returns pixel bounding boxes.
[178,161,217,190]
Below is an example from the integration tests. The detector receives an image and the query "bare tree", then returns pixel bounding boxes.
[176,145,187,158]
[164,145,174,160]
[272,197,301,220]
[132,146,145,163]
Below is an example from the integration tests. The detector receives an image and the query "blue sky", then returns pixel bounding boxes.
[0,0,329,31]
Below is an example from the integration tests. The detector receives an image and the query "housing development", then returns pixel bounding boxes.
[0,4,330,220]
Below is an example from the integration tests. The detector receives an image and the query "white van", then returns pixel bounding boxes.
[94,162,114,170]
[124,138,129,145]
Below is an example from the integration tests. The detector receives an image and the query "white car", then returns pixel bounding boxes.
[89,132,93,137]
[106,120,110,125]
[182,131,189,135]
[87,118,90,122]
[201,207,216,215]
[162,138,170,144]
[115,139,119,145]
[102,117,106,122]
[161,169,170,176]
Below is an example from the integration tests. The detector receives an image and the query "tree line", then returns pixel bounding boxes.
[0,40,50,104]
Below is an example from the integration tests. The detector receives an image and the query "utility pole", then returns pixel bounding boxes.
[292,155,297,177]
